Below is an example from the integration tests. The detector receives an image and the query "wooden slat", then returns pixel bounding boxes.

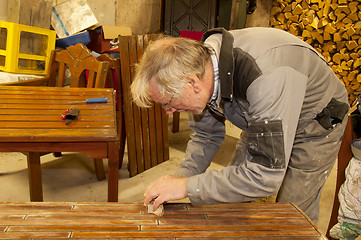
[0,115,114,121]
[0,109,112,116]
[0,142,108,158]
[155,104,164,164]
[129,35,144,175]
[147,34,170,163]
[143,34,158,169]
[0,121,115,129]
[161,108,170,161]
[137,35,151,171]
[0,86,114,95]
[148,105,158,167]
[119,35,137,177]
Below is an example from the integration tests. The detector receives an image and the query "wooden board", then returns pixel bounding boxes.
[0,202,326,239]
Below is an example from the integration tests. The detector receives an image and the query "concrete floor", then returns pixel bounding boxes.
[0,113,336,236]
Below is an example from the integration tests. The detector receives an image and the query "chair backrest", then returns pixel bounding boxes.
[0,43,110,88]
[47,43,109,88]
[97,53,121,109]
[118,34,170,177]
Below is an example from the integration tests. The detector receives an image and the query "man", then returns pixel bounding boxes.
[130,27,349,223]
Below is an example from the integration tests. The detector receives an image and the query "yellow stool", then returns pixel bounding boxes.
[0,21,56,75]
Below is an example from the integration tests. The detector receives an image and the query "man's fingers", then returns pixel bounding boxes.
[143,175,188,210]
[152,195,166,211]
[143,190,158,207]
[143,179,159,206]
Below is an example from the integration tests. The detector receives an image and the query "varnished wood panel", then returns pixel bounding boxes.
[0,202,326,239]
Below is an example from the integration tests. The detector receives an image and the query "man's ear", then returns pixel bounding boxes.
[189,75,201,93]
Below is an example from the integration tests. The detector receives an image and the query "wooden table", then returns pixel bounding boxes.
[0,202,327,239]
[0,86,119,202]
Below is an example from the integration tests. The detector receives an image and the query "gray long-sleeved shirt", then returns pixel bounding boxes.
[175,27,349,205]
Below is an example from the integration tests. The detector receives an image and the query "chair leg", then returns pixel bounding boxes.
[93,159,106,181]
[117,111,126,169]
[172,112,180,133]
[26,152,43,202]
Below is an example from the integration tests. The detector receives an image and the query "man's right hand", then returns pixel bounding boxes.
[143,175,188,211]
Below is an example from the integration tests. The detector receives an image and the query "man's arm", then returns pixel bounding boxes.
[175,110,226,177]
[144,109,226,209]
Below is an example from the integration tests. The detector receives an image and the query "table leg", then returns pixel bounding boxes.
[107,142,119,202]
[26,152,43,202]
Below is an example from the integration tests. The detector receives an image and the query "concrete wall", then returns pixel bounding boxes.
[87,0,115,26]
[54,0,160,34]
[0,0,7,21]
[115,0,161,34]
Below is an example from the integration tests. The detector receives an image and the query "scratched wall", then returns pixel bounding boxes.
[55,0,161,34]
[115,0,161,34]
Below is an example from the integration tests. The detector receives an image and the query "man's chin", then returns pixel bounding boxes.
[188,108,205,115]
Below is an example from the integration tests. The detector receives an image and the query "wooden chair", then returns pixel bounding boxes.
[326,114,356,239]
[118,34,170,177]
[97,53,126,169]
[1,43,111,182]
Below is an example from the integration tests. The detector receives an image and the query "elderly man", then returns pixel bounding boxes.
[130,27,349,223]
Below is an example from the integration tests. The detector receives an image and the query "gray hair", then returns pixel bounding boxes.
[131,36,212,108]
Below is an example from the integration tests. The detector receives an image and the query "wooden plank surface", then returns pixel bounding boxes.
[0,202,326,239]
[0,86,117,142]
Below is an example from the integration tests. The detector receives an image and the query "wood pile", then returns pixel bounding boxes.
[270,0,361,104]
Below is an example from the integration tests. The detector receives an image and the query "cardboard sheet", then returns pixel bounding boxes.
[51,0,98,38]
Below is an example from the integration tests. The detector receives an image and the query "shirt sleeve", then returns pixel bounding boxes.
[175,110,226,177]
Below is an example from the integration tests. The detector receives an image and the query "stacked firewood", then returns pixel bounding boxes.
[270,0,361,104]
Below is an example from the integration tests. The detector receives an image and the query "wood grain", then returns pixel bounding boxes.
[0,202,326,239]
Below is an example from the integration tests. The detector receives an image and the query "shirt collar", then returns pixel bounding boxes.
[207,45,220,103]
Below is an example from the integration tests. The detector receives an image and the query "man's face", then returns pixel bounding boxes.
[148,76,208,115]
[148,61,214,115]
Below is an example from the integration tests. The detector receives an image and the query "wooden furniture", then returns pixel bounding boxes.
[1,43,111,181]
[326,115,356,239]
[0,202,326,239]
[97,53,126,169]
[0,86,119,202]
[3,43,109,88]
[118,34,169,177]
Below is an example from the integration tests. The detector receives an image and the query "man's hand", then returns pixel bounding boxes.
[144,175,188,211]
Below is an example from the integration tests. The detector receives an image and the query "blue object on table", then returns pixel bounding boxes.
[86,98,107,103]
